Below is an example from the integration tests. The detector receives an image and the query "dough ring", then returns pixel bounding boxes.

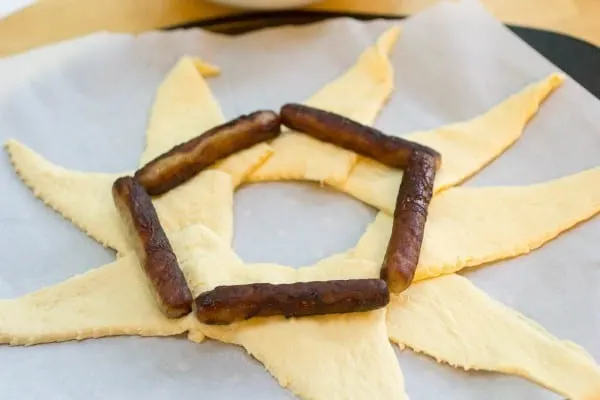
[2,26,600,400]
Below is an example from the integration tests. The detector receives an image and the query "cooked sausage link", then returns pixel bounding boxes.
[280,103,441,170]
[195,279,390,325]
[135,110,282,196]
[112,176,193,318]
[380,150,437,293]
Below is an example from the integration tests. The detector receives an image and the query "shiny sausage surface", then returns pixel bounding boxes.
[195,279,390,325]
[113,176,193,318]
[135,110,281,196]
[380,150,437,293]
[280,103,441,170]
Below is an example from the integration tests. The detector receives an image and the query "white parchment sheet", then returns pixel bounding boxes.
[1,1,599,398]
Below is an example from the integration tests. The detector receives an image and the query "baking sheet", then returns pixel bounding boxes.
[1,0,599,398]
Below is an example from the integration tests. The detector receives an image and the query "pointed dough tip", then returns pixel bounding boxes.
[4,138,25,153]
[192,58,221,77]
[4,140,123,251]
[377,25,402,54]
[548,72,565,84]
[533,72,564,100]
[176,55,220,77]
[387,276,600,400]
[5,139,47,175]
[4,138,19,149]
[553,72,565,81]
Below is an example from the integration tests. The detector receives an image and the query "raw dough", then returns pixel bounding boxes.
[203,310,406,400]
[386,274,600,400]
[352,166,600,281]
[152,169,235,245]
[0,222,408,399]
[138,55,274,188]
[214,143,273,188]
[336,73,564,214]
[180,234,407,400]
[5,139,236,252]
[0,257,188,346]
[187,251,376,290]
[0,223,236,346]
[0,224,220,346]
[3,56,274,252]
[140,56,223,165]
[3,40,599,400]
[247,26,400,186]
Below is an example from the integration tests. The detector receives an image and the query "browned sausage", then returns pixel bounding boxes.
[134,110,282,196]
[280,103,441,170]
[112,176,193,318]
[195,279,390,325]
[380,150,437,293]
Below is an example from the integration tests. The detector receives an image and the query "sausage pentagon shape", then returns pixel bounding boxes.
[112,176,193,318]
[381,151,437,293]
[135,110,282,195]
[280,103,441,170]
[195,279,390,325]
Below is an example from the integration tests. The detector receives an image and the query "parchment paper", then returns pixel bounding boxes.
[1,1,599,398]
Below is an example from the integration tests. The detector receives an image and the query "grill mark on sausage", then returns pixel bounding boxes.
[380,150,437,293]
[195,279,390,325]
[134,110,282,196]
[112,176,193,318]
[280,103,441,170]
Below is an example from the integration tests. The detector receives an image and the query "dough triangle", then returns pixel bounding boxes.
[5,140,236,252]
[338,73,564,214]
[139,56,223,165]
[353,167,600,281]
[0,224,230,346]
[386,274,600,399]
[213,143,273,188]
[202,310,407,400]
[181,241,406,399]
[0,255,186,346]
[247,26,400,186]
[153,169,235,245]
[5,140,126,251]
[138,56,274,187]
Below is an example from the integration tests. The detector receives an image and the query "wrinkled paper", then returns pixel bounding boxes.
[1,1,599,399]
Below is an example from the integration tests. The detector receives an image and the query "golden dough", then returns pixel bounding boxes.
[202,310,406,400]
[181,241,407,400]
[140,56,223,165]
[138,55,274,187]
[247,26,399,186]
[3,38,599,400]
[353,167,600,281]
[336,73,564,213]
[0,258,187,346]
[5,139,236,252]
[159,228,406,399]
[213,143,273,188]
[0,221,408,399]
[0,224,231,346]
[3,55,275,251]
[386,274,600,400]
[152,170,235,245]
